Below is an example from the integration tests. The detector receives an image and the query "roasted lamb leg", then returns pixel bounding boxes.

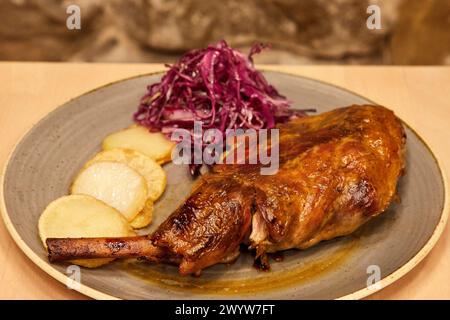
[47,104,406,275]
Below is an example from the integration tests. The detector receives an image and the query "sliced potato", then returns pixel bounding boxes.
[130,199,153,229]
[85,148,166,201]
[102,126,175,164]
[70,258,113,269]
[70,258,114,269]
[38,194,135,268]
[71,161,147,221]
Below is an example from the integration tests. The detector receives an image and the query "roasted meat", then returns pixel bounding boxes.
[47,104,406,275]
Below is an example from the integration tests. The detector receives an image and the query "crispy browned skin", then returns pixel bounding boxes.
[47,236,159,261]
[247,104,406,254]
[46,105,406,275]
[151,179,254,274]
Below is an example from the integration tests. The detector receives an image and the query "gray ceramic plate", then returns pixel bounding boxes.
[1,71,448,300]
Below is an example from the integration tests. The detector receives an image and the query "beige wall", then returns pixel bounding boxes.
[0,0,448,64]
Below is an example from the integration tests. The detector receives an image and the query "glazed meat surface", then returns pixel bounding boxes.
[47,105,406,275]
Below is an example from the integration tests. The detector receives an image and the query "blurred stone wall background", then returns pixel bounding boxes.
[0,0,449,64]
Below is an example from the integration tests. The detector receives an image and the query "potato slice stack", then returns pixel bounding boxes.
[102,126,174,165]
[38,126,175,268]
[39,194,135,268]
[72,148,167,228]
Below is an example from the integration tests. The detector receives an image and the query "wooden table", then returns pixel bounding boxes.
[0,62,449,299]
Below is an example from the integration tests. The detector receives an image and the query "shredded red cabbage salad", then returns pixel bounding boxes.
[134,40,314,175]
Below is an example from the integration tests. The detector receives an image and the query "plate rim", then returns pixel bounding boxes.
[1,69,448,300]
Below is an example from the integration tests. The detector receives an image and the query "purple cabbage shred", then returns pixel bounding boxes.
[133,40,314,176]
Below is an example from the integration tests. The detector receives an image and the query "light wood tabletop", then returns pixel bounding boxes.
[0,62,449,300]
